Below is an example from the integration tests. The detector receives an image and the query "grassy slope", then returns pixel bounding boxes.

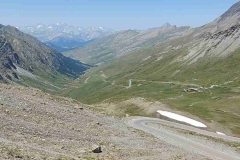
[63,30,139,64]
[62,39,240,136]
[16,70,73,93]
[63,27,191,65]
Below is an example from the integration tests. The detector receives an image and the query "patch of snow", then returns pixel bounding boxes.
[99,27,104,30]
[157,110,207,128]
[216,132,226,136]
[47,26,53,29]
[37,25,43,28]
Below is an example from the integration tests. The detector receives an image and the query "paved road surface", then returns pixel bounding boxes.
[127,79,132,89]
[84,76,91,84]
[129,117,240,160]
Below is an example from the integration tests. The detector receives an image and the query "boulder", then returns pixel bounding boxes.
[92,144,102,153]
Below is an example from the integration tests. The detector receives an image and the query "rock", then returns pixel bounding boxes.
[92,144,102,153]
[110,144,116,148]
[74,105,83,110]
[5,109,10,114]
[79,150,86,153]
[186,88,199,92]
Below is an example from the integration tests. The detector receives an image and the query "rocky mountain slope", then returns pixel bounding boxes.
[18,24,115,51]
[0,24,89,92]
[63,24,191,65]
[63,1,240,136]
[0,83,209,160]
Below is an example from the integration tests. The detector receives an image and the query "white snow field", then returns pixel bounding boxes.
[157,110,207,128]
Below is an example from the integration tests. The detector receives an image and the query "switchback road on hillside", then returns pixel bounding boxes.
[129,117,240,160]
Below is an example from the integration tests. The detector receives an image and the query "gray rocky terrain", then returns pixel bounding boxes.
[0,83,211,160]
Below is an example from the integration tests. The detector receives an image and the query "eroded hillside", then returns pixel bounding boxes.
[0,83,209,160]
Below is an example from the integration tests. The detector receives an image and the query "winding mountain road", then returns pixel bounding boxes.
[84,76,91,83]
[127,79,132,89]
[129,117,240,160]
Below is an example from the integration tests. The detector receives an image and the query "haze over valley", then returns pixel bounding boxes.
[17,24,115,52]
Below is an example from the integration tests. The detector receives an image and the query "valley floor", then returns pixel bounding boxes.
[0,83,210,160]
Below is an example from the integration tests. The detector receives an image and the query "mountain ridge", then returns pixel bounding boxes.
[63,1,240,136]
[219,1,240,21]
[63,24,192,65]
[17,23,115,51]
[0,24,89,91]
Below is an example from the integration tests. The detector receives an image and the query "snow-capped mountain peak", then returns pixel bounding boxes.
[18,24,115,42]
[17,24,116,51]
[37,24,43,28]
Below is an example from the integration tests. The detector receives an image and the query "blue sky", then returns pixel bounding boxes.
[0,0,239,30]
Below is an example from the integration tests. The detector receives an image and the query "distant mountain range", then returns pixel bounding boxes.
[0,24,89,92]
[63,23,191,65]
[17,23,115,51]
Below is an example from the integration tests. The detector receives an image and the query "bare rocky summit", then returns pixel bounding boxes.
[219,1,240,22]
